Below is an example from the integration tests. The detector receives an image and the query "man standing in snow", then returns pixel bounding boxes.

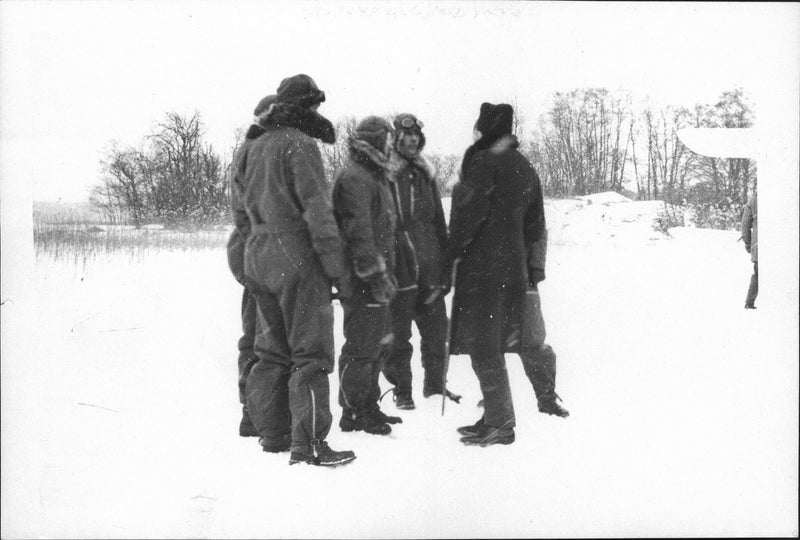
[231,74,355,466]
[382,113,461,410]
[333,116,403,436]
[742,192,758,309]
[448,102,568,448]
[226,95,276,439]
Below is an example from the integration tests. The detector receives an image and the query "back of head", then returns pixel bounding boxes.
[275,74,326,108]
[475,102,514,144]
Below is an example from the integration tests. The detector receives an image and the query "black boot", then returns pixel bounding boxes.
[289,441,356,466]
[340,409,392,435]
[538,395,570,417]
[460,424,515,446]
[456,417,484,436]
[393,390,416,410]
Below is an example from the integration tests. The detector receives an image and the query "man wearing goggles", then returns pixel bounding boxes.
[382,113,462,411]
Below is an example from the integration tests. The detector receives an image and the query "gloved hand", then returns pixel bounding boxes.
[528,267,545,288]
[745,243,751,254]
[368,271,397,304]
[332,276,354,301]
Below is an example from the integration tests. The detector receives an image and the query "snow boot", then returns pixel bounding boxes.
[370,406,403,425]
[289,441,356,467]
[538,395,570,417]
[423,385,462,403]
[393,391,416,410]
[259,433,291,453]
[341,408,392,435]
[744,303,757,309]
[456,417,485,436]
[460,425,515,447]
[239,407,259,437]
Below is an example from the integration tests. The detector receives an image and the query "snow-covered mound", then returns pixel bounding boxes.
[443,191,677,247]
[546,192,674,246]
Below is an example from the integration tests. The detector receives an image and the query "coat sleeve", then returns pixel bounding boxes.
[228,144,250,284]
[524,168,547,272]
[741,200,753,251]
[288,136,347,280]
[448,157,494,262]
[230,144,251,237]
[335,172,387,280]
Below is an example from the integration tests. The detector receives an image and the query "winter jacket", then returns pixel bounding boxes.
[333,138,398,286]
[448,134,547,356]
[230,104,347,283]
[741,194,757,263]
[390,155,449,291]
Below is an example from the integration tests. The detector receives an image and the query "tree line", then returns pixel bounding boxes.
[92,89,754,229]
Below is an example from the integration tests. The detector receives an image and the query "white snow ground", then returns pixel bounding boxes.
[2,194,798,538]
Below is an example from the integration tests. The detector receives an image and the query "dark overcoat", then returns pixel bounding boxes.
[448,135,546,356]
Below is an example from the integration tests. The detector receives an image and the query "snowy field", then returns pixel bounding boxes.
[2,195,798,538]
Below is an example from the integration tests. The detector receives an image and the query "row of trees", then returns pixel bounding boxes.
[521,88,755,226]
[92,89,755,229]
[91,112,230,226]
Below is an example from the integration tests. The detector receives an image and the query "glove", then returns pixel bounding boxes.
[332,276,354,301]
[368,271,397,304]
[745,243,751,254]
[528,267,545,288]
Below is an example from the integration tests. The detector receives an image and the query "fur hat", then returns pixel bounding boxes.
[275,74,326,108]
[475,102,514,142]
[253,94,277,117]
[355,116,394,151]
[393,113,426,152]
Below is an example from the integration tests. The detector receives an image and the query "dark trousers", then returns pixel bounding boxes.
[471,344,560,429]
[244,243,335,453]
[338,281,392,415]
[382,289,447,394]
[745,261,758,307]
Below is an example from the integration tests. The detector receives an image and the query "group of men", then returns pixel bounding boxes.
[227,74,568,467]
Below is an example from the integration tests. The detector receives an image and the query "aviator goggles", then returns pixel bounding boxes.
[399,117,424,129]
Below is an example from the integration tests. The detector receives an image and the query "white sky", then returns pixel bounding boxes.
[0,1,799,202]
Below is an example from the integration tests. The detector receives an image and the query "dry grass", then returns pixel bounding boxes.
[33,202,229,264]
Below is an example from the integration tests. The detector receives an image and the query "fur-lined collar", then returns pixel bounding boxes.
[249,102,335,144]
[396,152,437,182]
[489,134,519,154]
[348,137,404,177]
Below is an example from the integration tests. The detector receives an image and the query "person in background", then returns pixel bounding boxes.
[333,116,403,436]
[226,95,276,439]
[231,74,355,466]
[742,192,758,309]
[382,113,461,410]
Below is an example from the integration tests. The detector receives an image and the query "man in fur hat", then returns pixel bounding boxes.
[448,102,569,448]
[230,74,355,466]
[382,113,461,410]
[332,116,404,436]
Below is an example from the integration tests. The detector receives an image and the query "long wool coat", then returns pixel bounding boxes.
[448,135,547,356]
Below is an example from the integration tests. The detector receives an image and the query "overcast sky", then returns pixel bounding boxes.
[1,1,798,202]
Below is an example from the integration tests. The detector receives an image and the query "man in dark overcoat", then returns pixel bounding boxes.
[333,116,403,436]
[231,74,355,466]
[382,113,461,410]
[448,102,568,447]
